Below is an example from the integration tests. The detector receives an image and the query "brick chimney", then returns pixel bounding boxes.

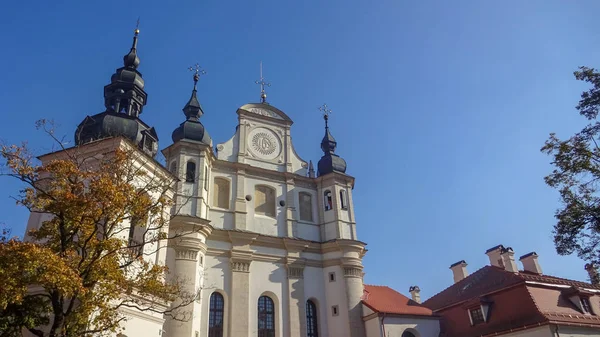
[485,244,505,268]
[409,286,421,304]
[585,263,600,285]
[519,252,542,274]
[500,247,518,273]
[450,260,468,283]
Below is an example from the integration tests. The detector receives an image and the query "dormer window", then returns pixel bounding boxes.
[563,286,595,315]
[582,297,593,314]
[468,307,485,325]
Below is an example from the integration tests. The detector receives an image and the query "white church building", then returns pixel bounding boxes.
[24,29,440,337]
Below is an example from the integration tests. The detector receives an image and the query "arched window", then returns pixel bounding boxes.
[255,185,276,217]
[213,178,230,209]
[402,331,417,337]
[186,161,196,182]
[324,190,333,211]
[339,189,348,209]
[258,296,275,337]
[299,192,313,222]
[306,300,319,337]
[208,293,224,337]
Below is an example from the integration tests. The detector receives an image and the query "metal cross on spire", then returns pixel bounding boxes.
[188,63,207,90]
[255,61,271,103]
[319,103,332,128]
[135,17,140,35]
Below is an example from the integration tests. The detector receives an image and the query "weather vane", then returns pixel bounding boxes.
[319,103,332,126]
[255,61,271,103]
[188,63,207,89]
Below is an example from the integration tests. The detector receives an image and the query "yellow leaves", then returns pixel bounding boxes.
[1,132,181,336]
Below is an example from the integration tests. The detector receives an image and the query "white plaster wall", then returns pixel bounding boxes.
[323,265,351,337]
[118,309,165,337]
[304,266,329,337]
[295,222,321,242]
[199,254,231,337]
[249,260,287,337]
[381,316,439,337]
[215,127,240,162]
[540,325,599,337]
[245,177,286,237]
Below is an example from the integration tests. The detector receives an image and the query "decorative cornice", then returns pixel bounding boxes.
[175,248,198,261]
[343,266,363,278]
[287,266,304,279]
[231,260,251,273]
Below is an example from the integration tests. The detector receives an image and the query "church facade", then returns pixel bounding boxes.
[24,29,439,337]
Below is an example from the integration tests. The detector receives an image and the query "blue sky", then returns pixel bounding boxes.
[1,0,599,299]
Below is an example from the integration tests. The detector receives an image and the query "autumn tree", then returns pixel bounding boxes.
[0,122,197,337]
[542,66,600,272]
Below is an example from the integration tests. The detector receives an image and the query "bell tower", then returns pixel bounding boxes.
[74,25,158,158]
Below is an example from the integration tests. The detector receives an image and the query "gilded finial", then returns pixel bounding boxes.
[188,63,206,90]
[135,17,140,35]
[255,61,271,103]
[319,103,332,127]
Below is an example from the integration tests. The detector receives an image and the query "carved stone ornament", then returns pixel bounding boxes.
[343,267,363,278]
[287,266,304,279]
[175,249,199,261]
[231,260,251,273]
[247,127,281,160]
[249,107,282,119]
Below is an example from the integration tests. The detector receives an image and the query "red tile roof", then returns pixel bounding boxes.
[362,285,435,316]
[423,265,600,337]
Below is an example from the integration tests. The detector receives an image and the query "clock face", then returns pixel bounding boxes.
[247,127,281,160]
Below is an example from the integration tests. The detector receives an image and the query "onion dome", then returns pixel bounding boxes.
[74,26,159,158]
[172,66,211,145]
[317,112,347,176]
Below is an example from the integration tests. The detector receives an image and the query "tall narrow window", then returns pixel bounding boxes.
[306,300,319,337]
[128,216,145,257]
[208,293,224,337]
[186,161,196,182]
[340,189,348,209]
[255,186,276,217]
[169,162,177,175]
[213,178,230,209]
[324,190,333,211]
[258,296,275,337]
[299,192,313,222]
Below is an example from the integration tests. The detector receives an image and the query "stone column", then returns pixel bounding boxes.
[229,258,251,337]
[286,265,306,337]
[344,265,366,337]
[167,247,200,337]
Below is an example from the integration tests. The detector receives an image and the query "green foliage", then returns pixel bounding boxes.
[542,66,600,267]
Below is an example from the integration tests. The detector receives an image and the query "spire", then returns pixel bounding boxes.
[255,61,271,103]
[123,19,141,69]
[171,64,212,145]
[317,103,346,176]
[319,104,336,154]
[74,22,158,158]
[183,64,206,120]
[308,160,315,178]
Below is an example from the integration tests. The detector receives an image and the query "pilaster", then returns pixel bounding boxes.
[285,176,297,237]
[344,264,366,337]
[229,256,251,337]
[234,169,248,230]
[286,263,306,337]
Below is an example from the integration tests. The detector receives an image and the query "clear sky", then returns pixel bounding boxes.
[1,0,600,300]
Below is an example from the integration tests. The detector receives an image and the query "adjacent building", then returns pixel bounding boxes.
[424,245,600,337]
